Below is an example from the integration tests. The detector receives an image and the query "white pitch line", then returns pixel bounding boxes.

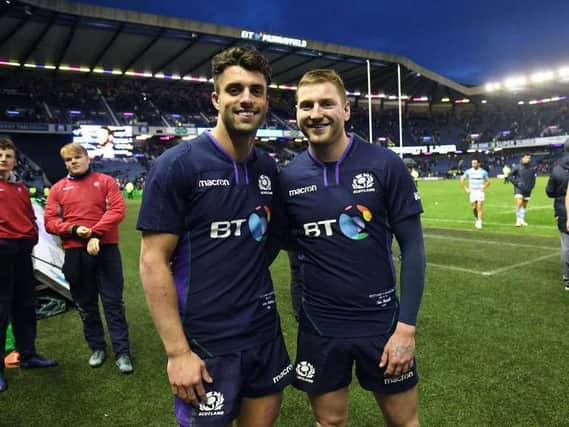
[497,206,553,215]
[423,233,556,250]
[428,263,486,275]
[423,217,553,230]
[484,204,551,210]
[427,253,558,276]
[482,252,559,276]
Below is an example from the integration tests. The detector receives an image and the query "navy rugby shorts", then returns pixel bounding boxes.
[293,329,418,395]
[176,333,292,427]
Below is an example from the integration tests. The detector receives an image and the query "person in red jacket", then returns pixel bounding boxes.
[0,137,57,393]
[44,143,132,374]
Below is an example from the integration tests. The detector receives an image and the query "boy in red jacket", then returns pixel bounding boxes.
[0,138,57,393]
[45,143,132,373]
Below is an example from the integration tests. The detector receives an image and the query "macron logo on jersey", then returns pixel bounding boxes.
[198,179,231,188]
[289,184,317,197]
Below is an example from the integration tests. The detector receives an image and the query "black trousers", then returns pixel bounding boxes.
[63,244,130,357]
[0,238,37,371]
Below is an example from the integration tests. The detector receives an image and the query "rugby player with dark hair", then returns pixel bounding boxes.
[460,157,490,229]
[138,47,291,427]
[507,153,536,226]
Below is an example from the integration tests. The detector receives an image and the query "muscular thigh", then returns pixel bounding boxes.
[374,385,419,427]
[293,330,354,394]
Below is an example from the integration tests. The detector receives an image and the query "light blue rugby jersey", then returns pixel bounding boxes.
[463,167,488,192]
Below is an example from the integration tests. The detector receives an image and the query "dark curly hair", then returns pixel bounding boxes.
[211,47,271,91]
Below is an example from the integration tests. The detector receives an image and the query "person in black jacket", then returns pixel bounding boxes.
[545,144,569,290]
[508,153,536,226]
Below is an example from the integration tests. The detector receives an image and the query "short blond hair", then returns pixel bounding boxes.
[296,69,347,103]
[60,143,87,159]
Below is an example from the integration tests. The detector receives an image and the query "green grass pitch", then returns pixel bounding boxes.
[3,177,569,426]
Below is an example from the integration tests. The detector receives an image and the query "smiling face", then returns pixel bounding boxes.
[296,81,350,148]
[211,65,269,138]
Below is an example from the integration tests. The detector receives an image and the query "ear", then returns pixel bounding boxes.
[344,100,351,122]
[211,91,220,111]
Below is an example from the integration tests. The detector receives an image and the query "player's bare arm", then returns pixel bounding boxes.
[140,231,212,406]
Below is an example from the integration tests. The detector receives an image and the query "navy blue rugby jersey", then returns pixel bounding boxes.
[137,131,281,357]
[278,135,423,337]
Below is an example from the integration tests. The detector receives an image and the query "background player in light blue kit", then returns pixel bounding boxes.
[277,69,425,427]
[460,158,490,229]
[138,47,291,427]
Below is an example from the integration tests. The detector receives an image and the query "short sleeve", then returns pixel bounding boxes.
[136,146,192,234]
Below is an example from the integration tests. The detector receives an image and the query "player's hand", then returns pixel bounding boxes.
[464,188,470,194]
[76,226,92,239]
[379,322,416,377]
[86,237,100,256]
[167,350,213,407]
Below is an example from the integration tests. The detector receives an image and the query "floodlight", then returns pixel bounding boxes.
[504,76,527,90]
[530,71,554,83]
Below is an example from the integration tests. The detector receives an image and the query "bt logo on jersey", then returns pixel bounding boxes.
[339,204,372,240]
[303,205,372,239]
[210,219,247,238]
[210,205,270,240]
[303,219,336,237]
[249,205,271,241]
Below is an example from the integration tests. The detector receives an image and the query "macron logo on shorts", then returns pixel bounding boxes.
[383,370,414,385]
[272,363,293,384]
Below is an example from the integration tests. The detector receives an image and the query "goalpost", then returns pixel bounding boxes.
[365,60,405,159]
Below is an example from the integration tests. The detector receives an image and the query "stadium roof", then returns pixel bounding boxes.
[1,0,563,101]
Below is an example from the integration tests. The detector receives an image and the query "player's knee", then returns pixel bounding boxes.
[383,410,419,427]
[315,412,348,427]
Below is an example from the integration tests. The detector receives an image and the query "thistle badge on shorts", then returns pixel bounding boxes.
[296,361,316,383]
[198,391,225,416]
